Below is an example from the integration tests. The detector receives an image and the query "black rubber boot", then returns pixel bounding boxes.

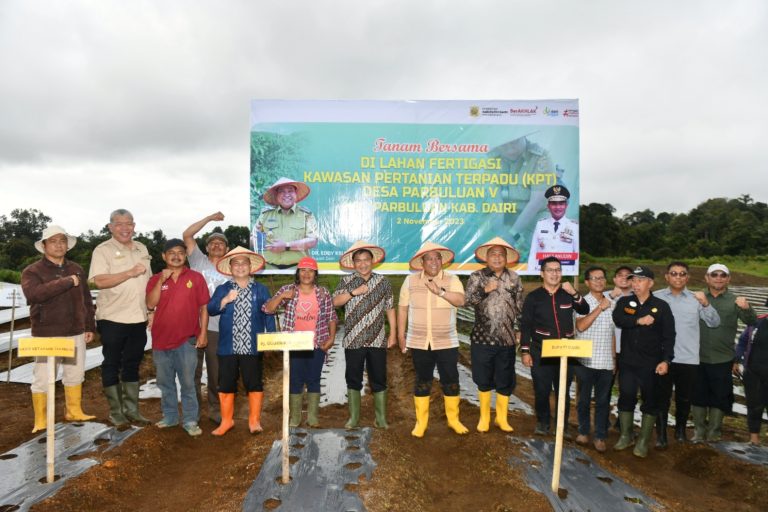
[655,412,669,449]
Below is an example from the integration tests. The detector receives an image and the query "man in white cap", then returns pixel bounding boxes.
[693,263,756,442]
[333,241,396,429]
[182,211,231,424]
[251,177,318,269]
[527,185,579,273]
[398,241,468,437]
[21,225,97,432]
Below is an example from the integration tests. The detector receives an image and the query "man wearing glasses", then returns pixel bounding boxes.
[693,263,756,442]
[655,262,720,446]
[520,256,588,436]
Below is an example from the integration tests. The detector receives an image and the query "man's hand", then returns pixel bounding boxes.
[637,314,655,326]
[351,284,369,297]
[221,289,238,309]
[84,332,94,343]
[424,279,441,296]
[266,240,288,253]
[387,331,397,349]
[321,337,334,352]
[130,263,147,278]
[160,269,173,282]
[693,291,709,307]
[735,296,750,309]
[398,332,407,353]
[561,281,577,296]
[597,296,611,311]
[655,361,669,375]
[484,279,499,294]
[521,353,533,368]
[70,274,80,287]
[196,332,208,349]
[209,211,225,222]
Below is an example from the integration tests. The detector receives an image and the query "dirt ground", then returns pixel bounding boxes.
[1,346,767,512]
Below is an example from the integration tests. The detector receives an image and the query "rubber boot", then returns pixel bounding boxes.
[655,411,669,449]
[212,393,235,436]
[411,396,430,438]
[494,393,514,432]
[444,395,469,435]
[121,382,150,424]
[477,391,492,432]
[613,411,635,451]
[706,407,724,442]
[248,392,263,434]
[373,391,388,429]
[289,394,303,428]
[32,393,47,433]
[691,406,708,443]
[306,392,321,427]
[674,414,688,442]
[64,384,96,422]
[345,389,361,429]
[633,414,656,458]
[103,385,129,427]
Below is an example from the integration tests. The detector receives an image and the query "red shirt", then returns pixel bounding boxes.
[147,268,210,351]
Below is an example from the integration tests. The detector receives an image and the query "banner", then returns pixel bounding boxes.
[250,100,579,275]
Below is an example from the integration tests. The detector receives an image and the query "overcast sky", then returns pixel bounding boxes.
[1,0,766,237]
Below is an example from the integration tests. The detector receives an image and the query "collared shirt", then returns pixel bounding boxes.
[519,286,589,351]
[187,245,230,332]
[613,292,676,367]
[88,237,151,323]
[266,285,337,349]
[576,293,615,370]
[146,267,210,351]
[253,204,318,267]
[700,289,757,364]
[465,267,523,347]
[399,270,464,351]
[208,280,275,356]
[656,287,720,365]
[527,216,579,272]
[333,272,394,350]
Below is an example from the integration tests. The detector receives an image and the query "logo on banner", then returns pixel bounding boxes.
[563,109,579,117]
[469,106,480,117]
[543,107,559,117]
[509,106,538,116]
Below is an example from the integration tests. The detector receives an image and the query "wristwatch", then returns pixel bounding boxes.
[439,287,446,297]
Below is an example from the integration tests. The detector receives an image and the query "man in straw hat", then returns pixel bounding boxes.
[465,237,522,433]
[21,225,97,433]
[252,177,318,269]
[208,247,275,435]
[398,241,468,437]
[183,211,231,424]
[146,239,210,436]
[333,241,396,429]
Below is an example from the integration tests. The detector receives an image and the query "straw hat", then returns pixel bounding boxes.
[216,246,266,275]
[262,177,311,206]
[339,240,386,270]
[35,225,77,253]
[474,237,520,265]
[409,241,454,270]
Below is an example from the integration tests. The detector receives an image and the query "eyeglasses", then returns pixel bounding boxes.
[587,276,606,281]
[668,271,688,277]
[709,272,728,278]
[543,268,562,274]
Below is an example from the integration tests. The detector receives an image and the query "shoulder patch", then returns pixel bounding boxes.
[260,205,276,213]
[297,205,313,215]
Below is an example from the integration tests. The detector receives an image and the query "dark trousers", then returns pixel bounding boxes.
[289,349,325,394]
[656,362,697,422]
[195,330,220,412]
[470,343,516,396]
[412,347,460,396]
[530,343,573,426]
[97,320,147,387]
[743,366,768,434]
[218,354,263,393]
[693,361,733,412]
[617,361,659,415]
[345,347,387,392]
[575,365,613,439]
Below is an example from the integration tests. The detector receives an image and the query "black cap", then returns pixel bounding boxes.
[163,238,185,252]
[628,265,654,279]
[544,185,570,202]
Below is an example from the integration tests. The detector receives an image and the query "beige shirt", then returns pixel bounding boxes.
[88,237,151,323]
[399,270,464,350]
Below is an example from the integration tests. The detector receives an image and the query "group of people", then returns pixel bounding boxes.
[19,206,767,453]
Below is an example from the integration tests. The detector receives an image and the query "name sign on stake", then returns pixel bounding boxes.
[257,331,314,351]
[18,337,75,358]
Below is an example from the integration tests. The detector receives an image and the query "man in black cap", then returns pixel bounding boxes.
[612,266,676,457]
[527,185,579,272]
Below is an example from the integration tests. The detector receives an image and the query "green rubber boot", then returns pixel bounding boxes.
[289,394,303,428]
[121,381,151,424]
[613,411,635,451]
[306,392,321,427]
[373,391,389,429]
[345,389,361,429]
[691,406,708,443]
[706,407,725,442]
[633,414,656,458]
[103,385,129,427]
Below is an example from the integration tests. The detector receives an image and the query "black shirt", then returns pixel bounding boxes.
[613,292,676,367]
[520,286,589,352]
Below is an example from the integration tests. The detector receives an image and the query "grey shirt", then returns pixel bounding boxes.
[656,287,720,365]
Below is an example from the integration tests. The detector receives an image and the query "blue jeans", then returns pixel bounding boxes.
[153,338,199,426]
[575,365,614,439]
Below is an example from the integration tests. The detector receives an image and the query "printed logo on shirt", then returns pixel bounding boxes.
[624,307,636,314]
[651,307,658,313]
[186,280,193,288]
[559,303,572,309]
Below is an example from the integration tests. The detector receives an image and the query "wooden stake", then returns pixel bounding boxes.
[551,355,568,493]
[46,355,56,483]
[7,291,16,384]
[281,348,290,484]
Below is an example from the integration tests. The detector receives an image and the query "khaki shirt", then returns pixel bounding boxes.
[253,204,318,267]
[88,237,151,323]
[399,270,464,350]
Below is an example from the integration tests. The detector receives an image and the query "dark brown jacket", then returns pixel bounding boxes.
[21,257,96,337]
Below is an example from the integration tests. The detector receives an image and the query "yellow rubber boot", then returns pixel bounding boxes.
[444,395,469,435]
[494,393,514,432]
[411,396,430,438]
[64,384,96,422]
[248,392,264,434]
[477,391,491,432]
[32,392,47,433]
[212,393,235,436]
